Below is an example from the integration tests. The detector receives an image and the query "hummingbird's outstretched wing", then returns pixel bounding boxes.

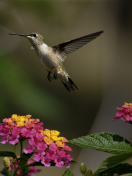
[52,30,103,62]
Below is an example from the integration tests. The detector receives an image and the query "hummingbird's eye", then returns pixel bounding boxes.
[31,34,37,37]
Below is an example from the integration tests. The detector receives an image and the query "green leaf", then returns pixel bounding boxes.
[0,151,16,158]
[20,153,33,160]
[12,158,18,163]
[69,160,77,164]
[19,153,33,166]
[70,132,132,154]
[94,163,132,176]
[62,170,74,176]
[93,152,132,176]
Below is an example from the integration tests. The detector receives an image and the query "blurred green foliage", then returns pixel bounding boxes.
[0,53,68,121]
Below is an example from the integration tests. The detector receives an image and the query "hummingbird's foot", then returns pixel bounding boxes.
[53,72,58,80]
[47,71,52,82]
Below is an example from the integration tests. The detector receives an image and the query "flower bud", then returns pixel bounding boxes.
[3,157,10,168]
[80,162,87,175]
[86,170,93,176]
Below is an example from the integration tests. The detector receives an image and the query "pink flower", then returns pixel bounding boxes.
[116,111,124,118]
[30,129,37,137]
[57,148,66,157]
[46,149,56,160]
[65,153,73,161]
[113,102,132,123]
[36,133,43,141]
[5,123,14,129]
[36,142,47,151]
[28,168,41,176]
[1,135,9,144]
[63,156,73,168]
[33,122,43,130]
[23,145,35,154]
[25,122,34,129]
[49,142,58,151]
[28,159,41,176]
[33,151,45,162]
[0,128,10,136]
[12,127,21,136]
[9,135,19,145]
[28,137,39,147]
[64,144,72,151]
[21,128,31,138]
[41,157,51,167]
[0,123,5,130]
[64,161,70,168]
[54,156,64,167]
[31,119,40,124]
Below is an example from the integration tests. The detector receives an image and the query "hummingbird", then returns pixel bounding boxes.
[9,31,103,92]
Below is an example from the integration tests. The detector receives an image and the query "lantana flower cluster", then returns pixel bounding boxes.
[0,114,73,168]
[113,102,132,123]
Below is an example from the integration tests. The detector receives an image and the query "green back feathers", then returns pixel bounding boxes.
[62,65,69,77]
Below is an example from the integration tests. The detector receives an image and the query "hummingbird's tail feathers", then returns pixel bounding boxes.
[61,77,78,92]
[61,81,71,91]
[68,77,78,90]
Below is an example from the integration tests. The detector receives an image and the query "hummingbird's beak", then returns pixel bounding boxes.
[9,33,27,37]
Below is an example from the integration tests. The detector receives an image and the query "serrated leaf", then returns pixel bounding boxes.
[0,151,16,158]
[93,152,132,176]
[70,132,132,154]
[62,170,74,176]
[94,163,132,176]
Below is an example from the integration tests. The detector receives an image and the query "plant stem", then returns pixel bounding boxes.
[13,167,20,176]
[20,139,23,156]
[13,145,16,154]
[6,167,10,176]
[13,163,15,176]
[12,145,16,174]
[22,161,38,168]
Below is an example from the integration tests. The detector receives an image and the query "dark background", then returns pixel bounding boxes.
[1,0,132,175]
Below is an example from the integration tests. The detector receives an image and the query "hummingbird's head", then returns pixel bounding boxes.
[26,32,44,46]
[9,32,44,47]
